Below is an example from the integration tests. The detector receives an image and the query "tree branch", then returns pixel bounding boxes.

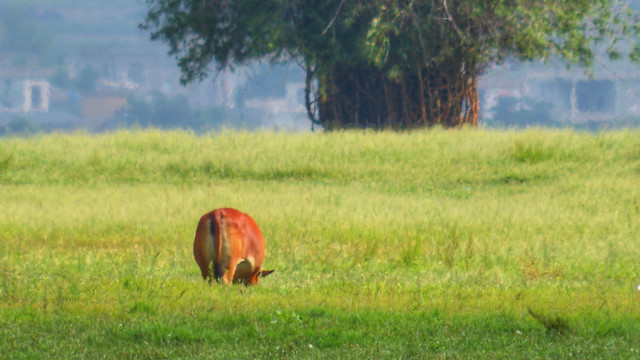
[304,64,321,130]
[321,0,346,36]
[442,0,466,41]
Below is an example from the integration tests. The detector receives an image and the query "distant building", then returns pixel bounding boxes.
[480,60,640,128]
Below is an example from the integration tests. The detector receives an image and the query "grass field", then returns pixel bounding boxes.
[1,128,639,359]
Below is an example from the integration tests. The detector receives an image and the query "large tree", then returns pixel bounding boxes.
[142,0,640,129]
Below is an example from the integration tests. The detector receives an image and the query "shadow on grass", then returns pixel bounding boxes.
[528,308,571,336]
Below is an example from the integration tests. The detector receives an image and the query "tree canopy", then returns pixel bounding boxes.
[142,0,640,129]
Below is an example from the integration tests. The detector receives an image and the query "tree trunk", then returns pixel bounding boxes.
[309,61,479,130]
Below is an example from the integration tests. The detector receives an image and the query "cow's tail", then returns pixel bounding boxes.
[211,210,225,280]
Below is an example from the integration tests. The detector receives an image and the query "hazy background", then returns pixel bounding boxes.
[1,0,639,134]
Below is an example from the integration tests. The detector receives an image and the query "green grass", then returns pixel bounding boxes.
[1,128,640,358]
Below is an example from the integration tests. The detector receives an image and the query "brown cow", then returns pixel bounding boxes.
[193,208,274,285]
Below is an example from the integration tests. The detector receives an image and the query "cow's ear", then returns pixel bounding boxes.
[260,270,275,277]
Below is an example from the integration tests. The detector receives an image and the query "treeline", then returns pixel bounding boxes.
[109,92,263,132]
[0,93,264,136]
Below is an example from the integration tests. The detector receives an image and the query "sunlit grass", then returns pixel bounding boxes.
[1,128,640,358]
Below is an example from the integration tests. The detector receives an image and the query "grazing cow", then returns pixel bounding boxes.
[193,208,274,285]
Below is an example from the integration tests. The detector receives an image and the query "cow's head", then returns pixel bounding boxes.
[247,269,274,285]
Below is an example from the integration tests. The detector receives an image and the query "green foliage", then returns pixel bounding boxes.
[512,139,555,163]
[1,129,640,357]
[116,92,260,131]
[142,0,640,128]
[141,1,640,77]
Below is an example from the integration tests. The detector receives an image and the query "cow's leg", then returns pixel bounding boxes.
[194,256,210,281]
[218,255,232,284]
[226,257,250,284]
